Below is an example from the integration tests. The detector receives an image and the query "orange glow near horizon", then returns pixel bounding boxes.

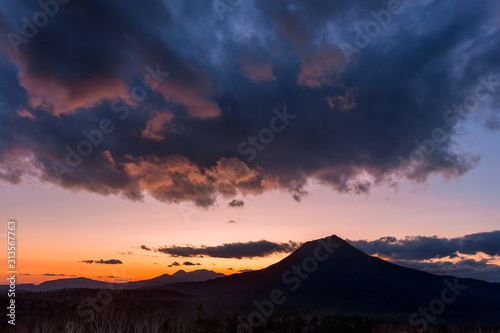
[6,250,289,285]
[1,160,499,284]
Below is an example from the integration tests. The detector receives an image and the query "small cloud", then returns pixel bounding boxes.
[324,87,358,112]
[20,273,30,276]
[114,278,131,282]
[196,263,201,265]
[97,259,122,264]
[239,269,254,273]
[98,275,119,279]
[42,273,76,277]
[80,259,123,264]
[239,54,276,83]
[17,108,36,121]
[167,265,172,267]
[227,268,233,270]
[118,251,134,255]
[227,220,237,224]
[171,261,180,266]
[229,199,244,208]
[140,245,151,251]
[183,261,196,266]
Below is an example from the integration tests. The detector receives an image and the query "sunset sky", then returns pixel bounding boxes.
[0,0,499,285]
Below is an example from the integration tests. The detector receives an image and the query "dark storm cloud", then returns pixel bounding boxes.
[0,0,499,205]
[80,259,123,264]
[228,199,245,207]
[348,231,500,260]
[154,240,301,259]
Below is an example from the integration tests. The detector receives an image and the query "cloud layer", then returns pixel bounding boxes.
[348,231,500,282]
[391,258,500,283]
[0,0,499,205]
[142,240,301,259]
[348,231,500,260]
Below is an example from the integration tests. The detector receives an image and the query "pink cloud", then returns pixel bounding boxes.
[141,111,175,141]
[122,156,279,206]
[324,87,358,111]
[18,72,129,115]
[239,54,276,83]
[155,82,221,120]
[297,45,347,88]
[17,108,36,121]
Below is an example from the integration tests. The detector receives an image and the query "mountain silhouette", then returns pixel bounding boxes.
[5,236,499,325]
[162,235,500,325]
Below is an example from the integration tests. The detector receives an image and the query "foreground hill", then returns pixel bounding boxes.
[162,235,500,325]
[5,288,498,333]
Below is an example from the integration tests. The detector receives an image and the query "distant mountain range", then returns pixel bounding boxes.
[1,269,225,292]
[162,235,500,325]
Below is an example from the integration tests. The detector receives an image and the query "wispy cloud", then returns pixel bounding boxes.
[229,199,245,208]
